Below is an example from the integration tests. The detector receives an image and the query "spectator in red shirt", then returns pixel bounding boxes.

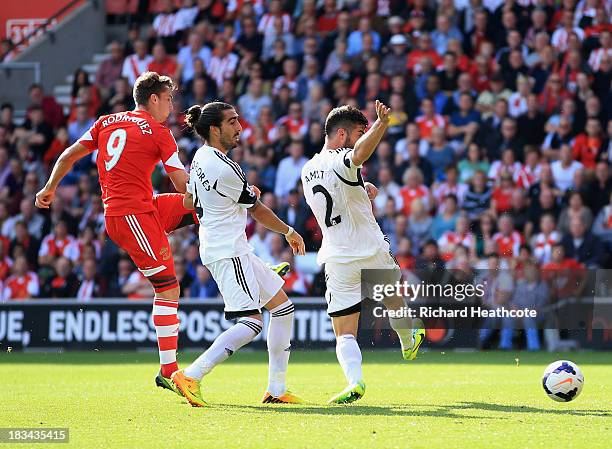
[491,173,516,214]
[469,55,493,94]
[584,6,612,39]
[573,118,604,170]
[38,220,78,268]
[438,214,474,262]
[447,39,470,72]
[147,42,178,79]
[400,167,431,216]
[415,97,446,141]
[541,243,587,300]
[395,237,416,272]
[407,33,443,75]
[44,127,69,167]
[315,0,338,35]
[272,101,308,140]
[68,86,100,122]
[538,74,569,116]
[493,214,523,258]
[26,84,64,129]
[3,255,39,300]
[0,238,11,280]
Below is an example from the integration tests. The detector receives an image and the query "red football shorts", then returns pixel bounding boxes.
[153,193,199,232]
[105,193,198,293]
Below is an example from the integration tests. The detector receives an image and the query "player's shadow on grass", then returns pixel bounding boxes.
[220,404,505,420]
[429,402,611,418]
[222,402,610,419]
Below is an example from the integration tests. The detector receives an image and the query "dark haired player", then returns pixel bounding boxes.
[172,102,305,407]
[301,101,426,404]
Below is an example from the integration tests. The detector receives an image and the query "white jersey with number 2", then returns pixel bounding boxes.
[301,148,388,265]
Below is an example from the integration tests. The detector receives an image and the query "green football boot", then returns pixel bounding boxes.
[328,381,366,405]
[155,370,181,396]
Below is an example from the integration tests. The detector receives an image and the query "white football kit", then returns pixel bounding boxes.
[301,148,400,316]
[188,144,284,319]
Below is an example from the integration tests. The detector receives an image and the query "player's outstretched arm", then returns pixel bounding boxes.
[35,142,91,209]
[248,200,306,255]
[183,191,194,210]
[352,100,391,167]
[168,170,189,193]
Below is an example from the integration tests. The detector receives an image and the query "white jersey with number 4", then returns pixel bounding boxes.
[301,148,388,265]
[188,144,258,265]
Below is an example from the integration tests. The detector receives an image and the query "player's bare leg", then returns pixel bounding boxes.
[381,295,426,360]
[261,289,303,404]
[328,312,366,404]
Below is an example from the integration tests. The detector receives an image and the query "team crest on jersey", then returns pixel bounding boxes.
[160,247,170,260]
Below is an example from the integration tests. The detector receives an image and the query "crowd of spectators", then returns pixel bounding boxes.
[0,0,610,323]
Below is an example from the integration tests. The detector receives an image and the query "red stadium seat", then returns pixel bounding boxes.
[148,0,182,14]
[106,0,138,15]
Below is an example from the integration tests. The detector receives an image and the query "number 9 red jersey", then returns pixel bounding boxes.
[78,109,184,216]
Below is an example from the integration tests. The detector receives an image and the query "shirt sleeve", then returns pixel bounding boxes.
[155,126,183,173]
[77,118,102,152]
[331,148,363,184]
[215,165,257,208]
[186,165,195,194]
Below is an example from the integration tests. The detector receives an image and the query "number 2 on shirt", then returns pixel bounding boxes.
[105,128,127,171]
[313,184,341,227]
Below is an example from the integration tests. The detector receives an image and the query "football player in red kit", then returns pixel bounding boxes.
[35,72,193,394]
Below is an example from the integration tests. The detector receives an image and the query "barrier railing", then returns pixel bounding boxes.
[3,0,86,60]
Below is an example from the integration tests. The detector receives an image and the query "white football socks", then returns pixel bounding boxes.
[336,334,363,385]
[184,317,263,381]
[266,300,295,397]
[388,316,414,352]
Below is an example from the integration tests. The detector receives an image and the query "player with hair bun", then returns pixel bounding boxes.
[171,101,305,407]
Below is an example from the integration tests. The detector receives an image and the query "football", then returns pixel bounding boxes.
[542,360,584,402]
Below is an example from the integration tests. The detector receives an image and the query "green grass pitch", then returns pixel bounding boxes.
[1,350,610,449]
